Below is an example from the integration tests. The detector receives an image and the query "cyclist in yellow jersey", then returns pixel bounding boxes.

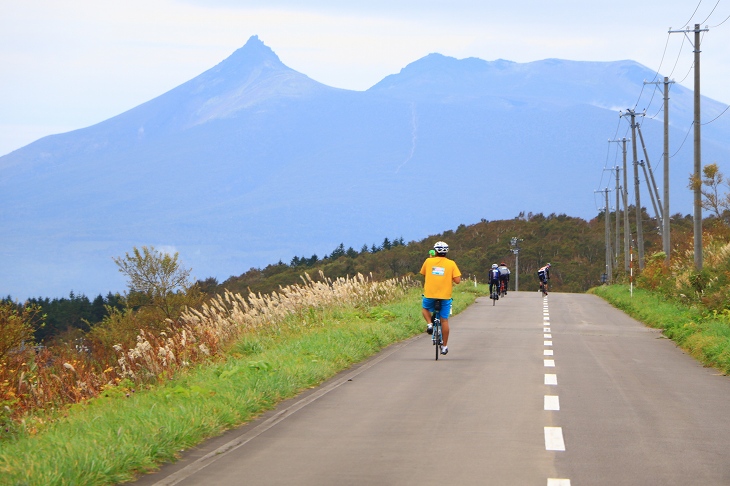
[420,241,461,355]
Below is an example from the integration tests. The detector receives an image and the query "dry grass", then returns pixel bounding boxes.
[0,272,412,435]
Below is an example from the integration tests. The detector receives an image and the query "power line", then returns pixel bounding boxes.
[683,0,704,27]
[677,59,695,83]
[702,104,730,125]
[670,122,694,158]
[667,35,685,78]
[710,12,730,27]
[700,0,722,24]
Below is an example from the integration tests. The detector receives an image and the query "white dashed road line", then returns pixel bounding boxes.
[542,298,570,484]
[544,395,560,411]
[544,426,566,451]
[547,479,571,486]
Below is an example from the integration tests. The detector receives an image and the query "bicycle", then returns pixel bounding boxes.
[490,283,498,306]
[539,280,548,297]
[431,300,444,360]
[499,280,507,298]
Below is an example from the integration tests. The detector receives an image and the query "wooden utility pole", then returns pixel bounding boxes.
[624,109,645,269]
[604,189,613,281]
[609,138,631,272]
[643,77,674,259]
[693,24,703,270]
[662,77,674,261]
[622,138,630,272]
[670,24,709,269]
[510,237,522,291]
[615,165,620,269]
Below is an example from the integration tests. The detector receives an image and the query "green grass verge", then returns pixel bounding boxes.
[591,284,730,374]
[0,284,486,486]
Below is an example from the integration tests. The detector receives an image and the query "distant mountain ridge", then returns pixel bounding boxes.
[2,35,729,300]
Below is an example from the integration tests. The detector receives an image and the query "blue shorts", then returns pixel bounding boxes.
[422,297,452,318]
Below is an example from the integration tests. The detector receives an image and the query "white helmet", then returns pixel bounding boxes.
[433,241,449,254]
[492,263,498,268]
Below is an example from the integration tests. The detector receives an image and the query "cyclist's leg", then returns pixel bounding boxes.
[440,299,453,346]
[422,297,435,333]
[421,296,435,323]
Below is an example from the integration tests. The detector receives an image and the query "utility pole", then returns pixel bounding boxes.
[609,138,631,272]
[664,77,672,262]
[615,165,620,269]
[645,77,675,261]
[603,166,620,271]
[670,24,709,270]
[622,109,645,269]
[510,237,522,291]
[596,188,613,282]
[621,138,630,272]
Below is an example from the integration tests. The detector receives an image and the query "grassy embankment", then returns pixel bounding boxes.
[591,284,730,374]
[0,282,486,486]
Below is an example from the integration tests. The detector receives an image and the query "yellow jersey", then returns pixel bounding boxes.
[420,256,461,299]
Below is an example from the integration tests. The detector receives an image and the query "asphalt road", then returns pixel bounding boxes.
[134,291,730,486]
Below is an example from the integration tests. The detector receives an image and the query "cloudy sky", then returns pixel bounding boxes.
[1,0,729,157]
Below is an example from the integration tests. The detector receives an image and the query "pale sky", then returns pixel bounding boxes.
[1,0,729,157]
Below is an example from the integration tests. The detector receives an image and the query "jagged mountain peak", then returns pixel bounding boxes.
[110,36,331,131]
[208,35,285,76]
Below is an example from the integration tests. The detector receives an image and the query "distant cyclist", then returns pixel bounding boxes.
[420,241,462,355]
[498,261,510,295]
[537,263,551,295]
[488,263,501,299]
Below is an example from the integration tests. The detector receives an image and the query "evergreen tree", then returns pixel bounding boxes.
[330,243,346,259]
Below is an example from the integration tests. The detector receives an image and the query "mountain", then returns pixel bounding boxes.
[2,36,729,300]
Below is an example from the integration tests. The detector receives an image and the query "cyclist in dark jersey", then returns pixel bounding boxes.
[537,263,551,295]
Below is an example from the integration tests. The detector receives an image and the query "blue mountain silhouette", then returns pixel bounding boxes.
[2,35,729,299]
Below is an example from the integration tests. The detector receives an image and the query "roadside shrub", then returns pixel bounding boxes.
[0,273,413,427]
[637,251,669,291]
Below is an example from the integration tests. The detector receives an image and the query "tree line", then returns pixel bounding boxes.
[0,209,697,344]
[1,291,125,343]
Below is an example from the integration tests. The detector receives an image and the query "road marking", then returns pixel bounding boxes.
[542,305,568,485]
[544,427,566,451]
[544,395,560,410]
